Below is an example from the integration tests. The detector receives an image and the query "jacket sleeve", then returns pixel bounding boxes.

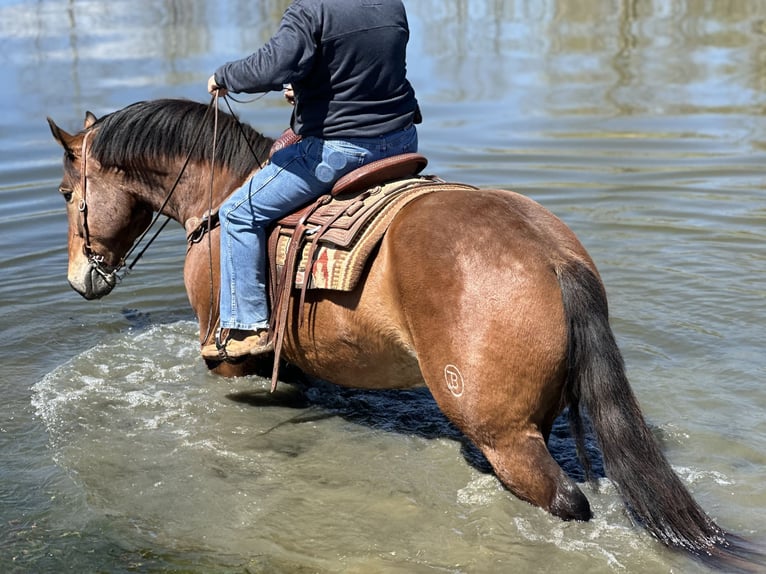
[214,2,317,94]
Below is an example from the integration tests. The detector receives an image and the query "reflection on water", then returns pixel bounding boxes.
[1,0,765,572]
[5,0,766,121]
[410,0,766,116]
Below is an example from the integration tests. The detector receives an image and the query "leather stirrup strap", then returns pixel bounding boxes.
[269,194,332,391]
[269,222,305,392]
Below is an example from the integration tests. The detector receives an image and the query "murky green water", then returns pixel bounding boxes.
[1,1,764,572]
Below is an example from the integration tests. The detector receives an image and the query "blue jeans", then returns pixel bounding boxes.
[218,124,418,330]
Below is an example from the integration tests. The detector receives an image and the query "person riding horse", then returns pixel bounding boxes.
[202,0,422,361]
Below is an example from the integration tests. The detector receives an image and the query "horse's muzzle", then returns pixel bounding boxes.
[68,261,118,300]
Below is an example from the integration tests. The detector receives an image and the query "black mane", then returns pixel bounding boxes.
[90,99,274,181]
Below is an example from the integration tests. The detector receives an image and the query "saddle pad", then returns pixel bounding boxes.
[271,178,477,291]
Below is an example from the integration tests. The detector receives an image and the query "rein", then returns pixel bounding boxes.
[76,104,213,284]
[197,94,268,345]
[78,94,270,369]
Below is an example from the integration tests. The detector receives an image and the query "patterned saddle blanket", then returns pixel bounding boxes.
[268,177,476,293]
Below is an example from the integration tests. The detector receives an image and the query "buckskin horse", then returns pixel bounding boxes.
[48,98,762,571]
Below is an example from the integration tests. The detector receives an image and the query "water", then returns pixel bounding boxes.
[2,0,765,572]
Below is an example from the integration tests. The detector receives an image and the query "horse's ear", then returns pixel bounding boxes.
[84,111,98,129]
[47,117,79,157]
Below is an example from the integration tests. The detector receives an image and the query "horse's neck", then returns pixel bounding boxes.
[141,162,247,226]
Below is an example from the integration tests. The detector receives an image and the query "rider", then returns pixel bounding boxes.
[201,0,421,361]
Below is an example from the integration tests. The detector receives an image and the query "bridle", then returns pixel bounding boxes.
[73,123,181,288]
[75,129,122,286]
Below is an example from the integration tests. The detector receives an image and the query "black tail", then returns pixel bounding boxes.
[556,259,764,571]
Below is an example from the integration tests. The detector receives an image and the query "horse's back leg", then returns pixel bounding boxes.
[417,338,591,521]
[386,192,591,520]
[481,428,591,520]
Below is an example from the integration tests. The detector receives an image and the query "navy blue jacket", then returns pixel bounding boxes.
[214,0,420,138]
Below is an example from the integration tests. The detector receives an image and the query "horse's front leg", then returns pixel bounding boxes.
[183,230,267,378]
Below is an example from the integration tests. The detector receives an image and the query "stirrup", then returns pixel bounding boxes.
[201,328,230,361]
[214,328,231,360]
[224,329,273,358]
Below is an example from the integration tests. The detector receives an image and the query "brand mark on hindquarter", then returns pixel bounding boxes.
[444,364,465,397]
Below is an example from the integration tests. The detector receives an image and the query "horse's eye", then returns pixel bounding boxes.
[59,187,73,202]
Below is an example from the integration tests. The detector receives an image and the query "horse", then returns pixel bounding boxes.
[47,98,762,571]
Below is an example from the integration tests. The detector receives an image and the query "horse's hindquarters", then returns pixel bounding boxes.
[382,188,591,515]
[384,188,577,412]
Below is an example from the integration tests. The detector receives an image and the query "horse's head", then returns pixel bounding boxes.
[48,99,274,301]
[47,112,153,300]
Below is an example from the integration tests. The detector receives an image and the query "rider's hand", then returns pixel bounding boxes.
[208,75,228,97]
[283,84,295,106]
